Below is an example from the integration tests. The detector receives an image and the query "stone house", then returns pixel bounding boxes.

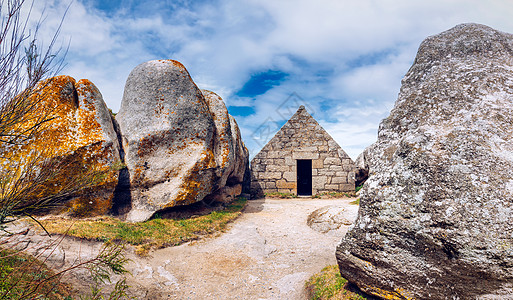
[250,106,355,197]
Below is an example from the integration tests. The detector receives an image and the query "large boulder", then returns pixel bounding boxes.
[336,23,513,299]
[116,60,248,222]
[201,90,249,203]
[0,76,121,216]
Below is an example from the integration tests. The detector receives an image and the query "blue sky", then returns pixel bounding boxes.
[30,0,513,159]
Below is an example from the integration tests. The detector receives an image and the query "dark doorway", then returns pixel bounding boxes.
[297,159,312,196]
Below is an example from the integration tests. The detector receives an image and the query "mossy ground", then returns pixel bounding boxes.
[35,197,247,255]
[305,265,375,300]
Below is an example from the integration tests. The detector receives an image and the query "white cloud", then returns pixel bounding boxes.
[24,0,513,158]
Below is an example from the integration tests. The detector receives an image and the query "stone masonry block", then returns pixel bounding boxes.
[256,151,267,159]
[312,159,324,169]
[342,158,353,165]
[267,151,281,159]
[274,158,286,165]
[312,176,328,189]
[331,176,348,184]
[324,184,339,190]
[319,152,329,159]
[265,182,277,189]
[251,164,265,172]
[317,170,335,177]
[297,146,318,152]
[266,165,289,172]
[251,171,262,180]
[329,165,343,171]
[279,150,292,157]
[263,172,282,180]
[339,183,355,192]
[251,158,261,165]
[262,158,275,165]
[293,151,319,160]
[276,180,297,189]
[343,164,355,171]
[283,171,296,182]
[324,157,341,165]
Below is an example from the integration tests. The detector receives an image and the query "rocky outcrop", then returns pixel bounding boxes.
[116,60,248,222]
[336,23,513,299]
[307,205,353,234]
[0,76,121,216]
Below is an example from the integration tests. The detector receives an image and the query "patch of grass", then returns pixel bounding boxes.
[266,192,358,199]
[265,192,298,199]
[305,265,370,300]
[35,197,247,256]
[350,198,360,205]
[355,184,364,193]
[316,192,357,198]
[0,248,72,299]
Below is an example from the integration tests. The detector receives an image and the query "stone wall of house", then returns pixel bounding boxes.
[250,106,355,197]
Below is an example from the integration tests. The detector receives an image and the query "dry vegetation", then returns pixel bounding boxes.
[35,197,247,256]
[0,248,72,299]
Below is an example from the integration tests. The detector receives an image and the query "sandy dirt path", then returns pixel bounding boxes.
[125,197,358,299]
[8,197,358,299]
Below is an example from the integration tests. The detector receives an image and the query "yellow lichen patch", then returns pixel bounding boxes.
[173,148,216,206]
[0,76,119,217]
[359,284,415,300]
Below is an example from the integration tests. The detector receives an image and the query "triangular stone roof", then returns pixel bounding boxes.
[254,105,351,160]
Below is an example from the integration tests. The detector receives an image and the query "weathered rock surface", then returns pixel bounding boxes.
[307,205,353,234]
[202,90,249,204]
[336,23,513,299]
[0,76,120,216]
[116,60,248,222]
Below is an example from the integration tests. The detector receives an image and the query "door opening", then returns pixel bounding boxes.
[297,159,312,196]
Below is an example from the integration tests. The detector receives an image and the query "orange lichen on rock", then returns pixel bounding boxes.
[116,60,249,222]
[0,75,121,217]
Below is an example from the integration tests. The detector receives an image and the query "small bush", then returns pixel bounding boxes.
[0,248,72,299]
